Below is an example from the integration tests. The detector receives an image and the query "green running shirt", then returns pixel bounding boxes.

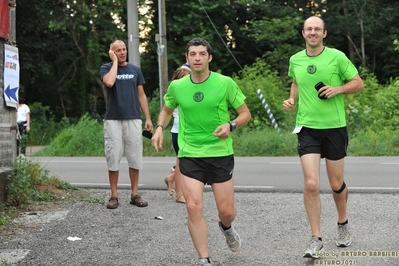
[288,47,359,129]
[164,72,246,158]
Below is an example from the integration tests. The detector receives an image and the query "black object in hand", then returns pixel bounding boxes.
[142,130,153,139]
[314,82,327,100]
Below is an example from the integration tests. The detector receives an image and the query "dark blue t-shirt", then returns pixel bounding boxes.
[100,62,146,120]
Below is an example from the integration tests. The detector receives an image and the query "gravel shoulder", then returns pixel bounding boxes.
[1,189,398,265]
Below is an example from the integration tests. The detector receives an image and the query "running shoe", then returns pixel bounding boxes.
[303,236,324,258]
[336,223,351,247]
[218,221,242,252]
[198,258,212,265]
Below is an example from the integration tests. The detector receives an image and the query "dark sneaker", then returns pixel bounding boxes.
[218,221,242,252]
[336,223,351,247]
[303,236,324,258]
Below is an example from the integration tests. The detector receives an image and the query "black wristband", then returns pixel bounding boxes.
[156,125,163,129]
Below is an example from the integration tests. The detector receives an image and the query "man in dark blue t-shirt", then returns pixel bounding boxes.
[100,40,153,209]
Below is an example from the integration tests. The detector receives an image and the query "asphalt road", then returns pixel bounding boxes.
[30,156,399,193]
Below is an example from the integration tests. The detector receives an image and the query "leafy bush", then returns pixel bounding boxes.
[1,157,101,229]
[345,73,399,137]
[35,114,104,156]
[6,157,76,208]
[29,102,71,145]
[28,65,399,157]
[233,59,290,131]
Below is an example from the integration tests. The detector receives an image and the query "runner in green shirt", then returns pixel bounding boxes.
[288,47,359,129]
[164,68,246,158]
[283,16,364,259]
[152,37,251,266]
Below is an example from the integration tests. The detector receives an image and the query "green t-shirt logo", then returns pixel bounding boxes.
[307,65,317,74]
[193,92,204,102]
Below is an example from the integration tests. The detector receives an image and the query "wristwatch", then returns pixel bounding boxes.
[229,121,237,132]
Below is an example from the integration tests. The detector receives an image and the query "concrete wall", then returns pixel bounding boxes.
[0,0,18,203]
[0,38,17,203]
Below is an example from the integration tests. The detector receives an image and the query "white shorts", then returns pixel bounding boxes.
[103,119,143,171]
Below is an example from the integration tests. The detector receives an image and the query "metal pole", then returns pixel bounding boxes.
[156,0,168,109]
[9,0,16,43]
[156,33,163,110]
[160,0,168,104]
[9,0,18,159]
[127,0,140,66]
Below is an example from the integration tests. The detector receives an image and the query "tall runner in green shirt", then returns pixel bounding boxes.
[152,38,251,266]
[283,16,364,259]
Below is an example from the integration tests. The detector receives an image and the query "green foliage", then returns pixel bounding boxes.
[29,102,71,145]
[345,74,399,137]
[0,216,7,226]
[0,206,16,226]
[147,89,162,123]
[143,126,175,157]
[32,70,399,157]
[1,259,12,266]
[232,59,293,131]
[348,128,399,156]
[17,0,125,119]
[369,77,399,130]
[322,1,399,83]
[35,114,104,157]
[1,158,100,228]
[6,157,43,207]
[83,197,105,204]
[394,39,399,51]
[344,70,380,137]
[243,15,304,75]
[15,0,399,126]
[232,128,297,156]
[35,117,399,157]
[6,157,75,208]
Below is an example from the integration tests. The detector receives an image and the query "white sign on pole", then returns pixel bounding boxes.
[3,44,19,108]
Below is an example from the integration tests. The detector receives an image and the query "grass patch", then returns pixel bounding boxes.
[232,128,297,156]
[348,128,399,156]
[35,114,104,157]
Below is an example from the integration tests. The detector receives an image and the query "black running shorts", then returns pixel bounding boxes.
[179,155,234,185]
[297,126,348,160]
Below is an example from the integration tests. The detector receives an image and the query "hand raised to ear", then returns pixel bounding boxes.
[109,50,117,63]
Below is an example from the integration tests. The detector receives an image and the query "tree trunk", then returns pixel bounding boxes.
[343,0,355,62]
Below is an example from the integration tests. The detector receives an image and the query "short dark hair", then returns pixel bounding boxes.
[186,38,211,55]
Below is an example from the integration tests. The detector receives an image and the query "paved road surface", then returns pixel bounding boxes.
[30,156,399,193]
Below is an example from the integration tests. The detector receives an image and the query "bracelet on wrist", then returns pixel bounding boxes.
[156,125,163,129]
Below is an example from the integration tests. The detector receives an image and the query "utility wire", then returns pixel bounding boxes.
[197,0,280,132]
[197,0,243,71]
